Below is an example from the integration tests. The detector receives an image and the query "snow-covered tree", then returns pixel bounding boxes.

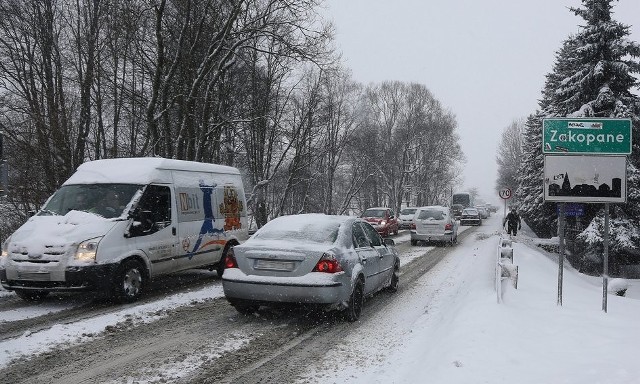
[519,0,640,267]
[517,113,558,237]
[565,0,640,270]
[496,119,524,203]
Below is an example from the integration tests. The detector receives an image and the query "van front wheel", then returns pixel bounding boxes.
[113,259,145,303]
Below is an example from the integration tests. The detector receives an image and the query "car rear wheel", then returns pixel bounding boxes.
[113,259,145,303]
[15,289,50,301]
[344,278,364,322]
[410,239,417,246]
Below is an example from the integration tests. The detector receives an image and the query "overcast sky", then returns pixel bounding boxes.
[322,0,640,205]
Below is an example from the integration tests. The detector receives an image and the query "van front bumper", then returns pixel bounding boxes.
[0,264,117,292]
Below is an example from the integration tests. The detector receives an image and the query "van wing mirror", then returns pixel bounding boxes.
[127,209,155,236]
[383,238,395,246]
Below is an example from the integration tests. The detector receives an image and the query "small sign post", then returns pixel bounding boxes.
[499,188,512,218]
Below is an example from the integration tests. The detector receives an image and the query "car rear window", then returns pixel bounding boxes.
[401,208,417,215]
[253,218,341,244]
[463,209,478,215]
[417,209,445,220]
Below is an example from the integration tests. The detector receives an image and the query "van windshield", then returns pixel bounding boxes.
[40,184,143,219]
[362,209,386,218]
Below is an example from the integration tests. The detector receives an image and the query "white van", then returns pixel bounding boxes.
[0,157,248,302]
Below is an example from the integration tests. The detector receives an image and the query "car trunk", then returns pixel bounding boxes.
[415,218,446,235]
[235,242,329,277]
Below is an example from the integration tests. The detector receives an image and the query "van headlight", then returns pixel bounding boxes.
[1,238,9,258]
[75,237,102,262]
[1,238,9,267]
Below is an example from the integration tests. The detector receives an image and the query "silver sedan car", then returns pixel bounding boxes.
[222,213,400,321]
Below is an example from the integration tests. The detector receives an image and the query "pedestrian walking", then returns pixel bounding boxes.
[503,206,521,236]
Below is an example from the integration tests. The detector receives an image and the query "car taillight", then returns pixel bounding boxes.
[313,253,343,273]
[410,223,416,230]
[445,223,453,231]
[224,248,238,268]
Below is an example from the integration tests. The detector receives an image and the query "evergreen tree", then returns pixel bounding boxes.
[519,0,640,271]
[495,119,524,203]
[517,113,558,237]
[565,0,640,272]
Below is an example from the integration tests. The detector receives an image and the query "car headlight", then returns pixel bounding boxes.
[74,237,102,263]
[380,220,387,226]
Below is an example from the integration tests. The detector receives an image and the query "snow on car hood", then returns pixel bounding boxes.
[7,210,118,256]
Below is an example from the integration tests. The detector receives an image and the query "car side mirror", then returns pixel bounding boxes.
[383,238,395,246]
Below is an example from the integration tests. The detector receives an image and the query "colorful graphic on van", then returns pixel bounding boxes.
[188,182,225,259]
[219,186,244,230]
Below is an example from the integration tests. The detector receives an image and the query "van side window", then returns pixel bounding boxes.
[130,185,172,236]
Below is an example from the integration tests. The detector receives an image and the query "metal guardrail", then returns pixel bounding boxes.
[496,235,518,303]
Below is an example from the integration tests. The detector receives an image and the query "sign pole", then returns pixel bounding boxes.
[503,198,507,218]
[558,203,565,306]
[603,203,609,312]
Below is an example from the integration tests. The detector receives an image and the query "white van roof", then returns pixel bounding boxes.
[63,157,240,185]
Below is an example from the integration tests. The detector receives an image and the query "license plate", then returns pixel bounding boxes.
[254,259,295,271]
[17,272,51,281]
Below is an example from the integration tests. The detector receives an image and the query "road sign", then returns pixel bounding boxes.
[499,188,512,199]
[544,155,627,203]
[557,203,584,217]
[543,118,631,155]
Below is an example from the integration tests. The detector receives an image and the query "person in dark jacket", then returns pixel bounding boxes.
[503,206,521,236]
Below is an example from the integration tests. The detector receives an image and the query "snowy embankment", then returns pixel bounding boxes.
[300,215,640,384]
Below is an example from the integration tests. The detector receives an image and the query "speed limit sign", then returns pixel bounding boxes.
[499,188,512,200]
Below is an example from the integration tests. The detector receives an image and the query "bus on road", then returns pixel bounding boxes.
[452,192,473,209]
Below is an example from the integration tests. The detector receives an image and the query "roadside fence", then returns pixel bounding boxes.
[496,234,519,303]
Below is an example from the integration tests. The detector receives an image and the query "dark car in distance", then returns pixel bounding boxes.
[451,204,464,220]
[460,208,482,226]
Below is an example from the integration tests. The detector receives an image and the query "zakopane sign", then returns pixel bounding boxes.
[543,118,631,155]
[542,118,631,203]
